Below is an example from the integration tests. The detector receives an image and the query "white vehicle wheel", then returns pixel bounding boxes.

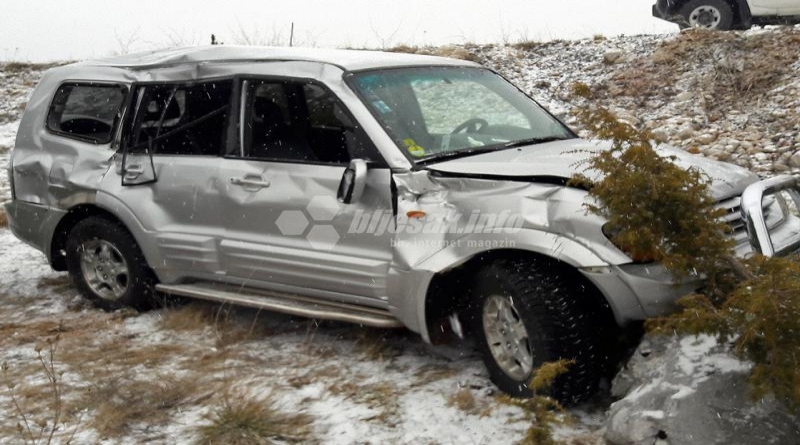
[680,0,735,30]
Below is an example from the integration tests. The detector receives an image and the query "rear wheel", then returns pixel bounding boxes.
[66,216,157,311]
[680,0,735,30]
[471,258,611,404]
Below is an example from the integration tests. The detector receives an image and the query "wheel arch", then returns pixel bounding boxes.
[420,248,617,345]
[49,202,151,272]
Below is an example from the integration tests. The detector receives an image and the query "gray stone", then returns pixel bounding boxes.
[789,152,800,168]
[696,133,716,144]
[677,127,694,140]
[774,163,790,172]
[604,51,624,64]
[604,334,800,445]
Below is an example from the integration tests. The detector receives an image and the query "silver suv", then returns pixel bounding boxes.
[6,46,800,402]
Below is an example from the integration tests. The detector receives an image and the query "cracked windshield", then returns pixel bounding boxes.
[351,67,573,162]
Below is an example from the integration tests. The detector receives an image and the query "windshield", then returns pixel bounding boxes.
[350,67,574,163]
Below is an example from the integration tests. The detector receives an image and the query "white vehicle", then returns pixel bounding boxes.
[653,0,800,30]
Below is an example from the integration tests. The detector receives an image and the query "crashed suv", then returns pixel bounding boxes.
[6,46,800,402]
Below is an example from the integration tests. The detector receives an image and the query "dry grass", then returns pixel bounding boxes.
[447,388,493,417]
[411,364,459,386]
[513,40,541,51]
[85,374,210,437]
[448,388,477,412]
[159,302,267,348]
[0,337,79,444]
[197,394,313,444]
[1,61,60,73]
[327,380,400,425]
[0,211,7,228]
[604,28,800,109]
[386,44,480,62]
[348,328,406,361]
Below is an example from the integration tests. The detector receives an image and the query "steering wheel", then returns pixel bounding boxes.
[451,118,489,134]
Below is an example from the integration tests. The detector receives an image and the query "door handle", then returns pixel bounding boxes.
[230,177,271,189]
[125,164,145,175]
[123,164,145,179]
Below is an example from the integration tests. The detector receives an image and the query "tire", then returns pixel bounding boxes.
[65,216,157,311]
[470,258,610,404]
[679,0,735,30]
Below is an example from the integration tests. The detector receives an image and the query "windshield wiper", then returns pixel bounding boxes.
[503,136,571,149]
[418,135,573,165]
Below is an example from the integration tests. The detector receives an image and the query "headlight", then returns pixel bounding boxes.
[602,223,657,264]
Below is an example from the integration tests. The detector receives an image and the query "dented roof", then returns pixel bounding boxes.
[78,45,479,71]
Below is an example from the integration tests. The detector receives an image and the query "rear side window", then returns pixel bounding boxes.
[47,83,127,144]
[126,80,232,156]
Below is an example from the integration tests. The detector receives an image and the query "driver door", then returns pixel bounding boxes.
[217,78,395,304]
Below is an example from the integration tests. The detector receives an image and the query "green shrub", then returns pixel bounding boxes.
[574,95,800,410]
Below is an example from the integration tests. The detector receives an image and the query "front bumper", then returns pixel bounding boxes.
[580,263,699,325]
[583,175,800,325]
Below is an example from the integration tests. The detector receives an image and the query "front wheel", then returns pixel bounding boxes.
[679,0,735,30]
[65,216,158,311]
[471,258,610,404]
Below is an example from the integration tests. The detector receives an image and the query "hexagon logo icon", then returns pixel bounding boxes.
[275,210,309,236]
[307,195,342,222]
[306,225,341,251]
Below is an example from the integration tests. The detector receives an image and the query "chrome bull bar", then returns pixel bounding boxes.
[740,175,800,257]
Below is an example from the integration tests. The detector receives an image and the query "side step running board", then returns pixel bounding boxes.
[156,283,403,328]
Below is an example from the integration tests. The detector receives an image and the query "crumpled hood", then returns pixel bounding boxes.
[426,138,759,199]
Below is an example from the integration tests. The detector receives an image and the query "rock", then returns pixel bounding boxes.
[605,334,800,445]
[603,51,624,64]
[696,133,716,144]
[774,163,790,172]
[788,152,800,168]
[677,127,695,140]
[745,132,763,142]
[740,141,754,151]
[676,92,693,102]
[652,130,669,143]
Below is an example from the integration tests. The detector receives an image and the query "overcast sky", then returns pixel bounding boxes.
[2,0,676,62]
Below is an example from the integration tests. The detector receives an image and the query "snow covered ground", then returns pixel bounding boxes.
[0,229,607,443]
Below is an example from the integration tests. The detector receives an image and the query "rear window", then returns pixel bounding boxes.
[47,83,127,144]
[126,80,232,156]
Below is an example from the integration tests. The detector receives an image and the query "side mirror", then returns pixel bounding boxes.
[337,159,368,204]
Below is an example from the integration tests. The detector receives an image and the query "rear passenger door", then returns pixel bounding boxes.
[114,80,233,280]
[217,78,395,304]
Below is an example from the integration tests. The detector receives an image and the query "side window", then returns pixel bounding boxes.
[127,80,232,156]
[47,83,126,144]
[241,80,381,165]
